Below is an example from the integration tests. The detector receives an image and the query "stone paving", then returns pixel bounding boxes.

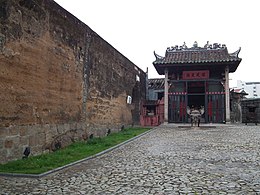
[1,124,260,194]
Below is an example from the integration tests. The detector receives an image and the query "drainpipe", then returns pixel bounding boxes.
[146,67,149,100]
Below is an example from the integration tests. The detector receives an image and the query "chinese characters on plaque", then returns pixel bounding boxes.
[182,70,209,80]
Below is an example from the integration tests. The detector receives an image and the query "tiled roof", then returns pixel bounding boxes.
[142,100,159,106]
[231,88,248,95]
[148,78,164,90]
[153,42,241,65]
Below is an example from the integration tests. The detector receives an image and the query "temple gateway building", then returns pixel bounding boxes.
[153,42,242,123]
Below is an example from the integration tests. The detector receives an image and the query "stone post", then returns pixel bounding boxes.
[225,66,230,123]
[164,69,169,123]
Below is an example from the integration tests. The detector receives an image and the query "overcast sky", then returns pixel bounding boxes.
[54,0,259,87]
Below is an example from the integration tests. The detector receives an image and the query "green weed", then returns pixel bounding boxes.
[0,127,150,174]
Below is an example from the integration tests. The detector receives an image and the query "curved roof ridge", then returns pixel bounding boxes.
[154,41,241,65]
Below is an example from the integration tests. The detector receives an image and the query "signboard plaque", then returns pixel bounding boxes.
[183,70,209,80]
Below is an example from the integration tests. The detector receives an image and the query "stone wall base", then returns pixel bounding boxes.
[0,122,134,164]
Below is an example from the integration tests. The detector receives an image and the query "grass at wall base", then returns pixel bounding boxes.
[0,127,151,174]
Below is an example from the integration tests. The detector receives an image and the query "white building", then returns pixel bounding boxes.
[237,80,260,98]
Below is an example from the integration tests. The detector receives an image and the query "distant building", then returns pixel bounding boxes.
[237,80,260,98]
[147,78,164,101]
[140,79,164,126]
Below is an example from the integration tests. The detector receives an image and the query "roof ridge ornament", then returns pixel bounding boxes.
[153,51,164,61]
[193,41,198,48]
[166,41,228,52]
[204,41,209,48]
[229,47,241,58]
[182,42,187,49]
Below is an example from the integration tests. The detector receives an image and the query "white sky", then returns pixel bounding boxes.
[54,0,260,87]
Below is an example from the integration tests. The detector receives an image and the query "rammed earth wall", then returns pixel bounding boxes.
[0,0,146,163]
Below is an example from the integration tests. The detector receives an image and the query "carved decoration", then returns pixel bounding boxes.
[165,41,228,52]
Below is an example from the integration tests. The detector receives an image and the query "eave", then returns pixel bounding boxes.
[153,59,242,75]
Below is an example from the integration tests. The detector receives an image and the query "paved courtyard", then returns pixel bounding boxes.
[1,124,260,194]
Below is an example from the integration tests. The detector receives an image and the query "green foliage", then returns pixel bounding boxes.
[0,127,150,174]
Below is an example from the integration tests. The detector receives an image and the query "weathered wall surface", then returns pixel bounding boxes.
[241,98,260,124]
[0,0,146,163]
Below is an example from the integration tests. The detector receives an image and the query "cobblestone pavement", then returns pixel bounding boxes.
[1,124,260,194]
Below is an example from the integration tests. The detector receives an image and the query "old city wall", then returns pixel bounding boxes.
[0,0,146,163]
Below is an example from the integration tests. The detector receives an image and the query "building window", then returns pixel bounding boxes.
[127,96,132,104]
[136,75,140,82]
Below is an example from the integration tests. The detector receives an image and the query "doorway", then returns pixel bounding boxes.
[187,81,205,122]
[188,95,204,109]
